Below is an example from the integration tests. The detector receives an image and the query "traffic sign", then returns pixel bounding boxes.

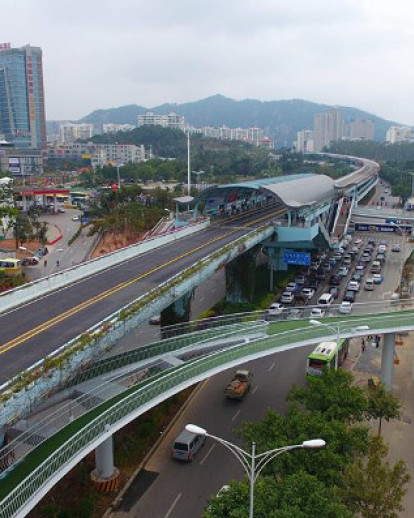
[283,250,311,266]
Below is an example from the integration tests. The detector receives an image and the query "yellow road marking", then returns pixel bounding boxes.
[0,210,281,355]
[0,230,235,355]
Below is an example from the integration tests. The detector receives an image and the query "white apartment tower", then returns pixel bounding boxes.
[295,130,314,153]
[313,108,345,152]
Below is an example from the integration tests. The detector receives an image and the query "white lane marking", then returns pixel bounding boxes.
[199,296,205,302]
[165,493,182,518]
[232,409,241,422]
[199,444,216,465]
[268,362,275,372]
[252,385,259,394]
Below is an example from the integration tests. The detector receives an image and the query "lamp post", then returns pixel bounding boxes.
[116,163,124,189]
[187,130,191,196]
[192,170,205,188]
[185,424,325,518]
[309,320,369,368]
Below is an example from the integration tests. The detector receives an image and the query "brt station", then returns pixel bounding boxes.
[179,173,354,272]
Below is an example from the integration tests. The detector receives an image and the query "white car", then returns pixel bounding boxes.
[372,273,383,284]
[72,215,80,221]
[268,303,284,316]
[310,307,325,318]
[339,301,353,314]
[347,280,360,292]
[285,282,299,293]
[353,238,363,245]
[280,292,294,304]
[300,287,315,300]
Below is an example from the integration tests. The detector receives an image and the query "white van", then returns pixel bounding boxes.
[172,429,206,461]
[317,293,334,307]
[364,278,374,291]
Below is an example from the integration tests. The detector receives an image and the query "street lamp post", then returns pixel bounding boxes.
[185,424,325,518]
[116,163,124,189]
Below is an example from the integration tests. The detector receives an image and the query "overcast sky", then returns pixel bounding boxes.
[3,0,414,123]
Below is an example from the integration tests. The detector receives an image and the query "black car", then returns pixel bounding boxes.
[344,290,356,303]
[316,269,326,280]
[21,256,39,266]
[329,274,341,286]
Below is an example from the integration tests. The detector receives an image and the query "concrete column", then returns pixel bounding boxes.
[95,434,115,479]
[161,289,194,329]
[381,333,395,390]
[226,247,259,303]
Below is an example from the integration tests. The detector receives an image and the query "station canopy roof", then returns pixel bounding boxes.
[199,173,335,209]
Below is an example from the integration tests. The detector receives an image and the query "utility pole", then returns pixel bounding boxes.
[187,130,191,196]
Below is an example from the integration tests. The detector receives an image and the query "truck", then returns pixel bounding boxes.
[224,370,252,400]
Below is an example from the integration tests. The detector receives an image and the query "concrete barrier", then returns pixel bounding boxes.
[0,219,210,314]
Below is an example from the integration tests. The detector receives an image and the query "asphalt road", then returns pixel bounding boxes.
[112,227,408,518]
[0,205,284,383]
[117,346,314,518]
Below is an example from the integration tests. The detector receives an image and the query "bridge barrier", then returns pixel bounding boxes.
[3,307,414,518]
[0,218,210,314]
[0,321,269,473]
[0,225,274,428]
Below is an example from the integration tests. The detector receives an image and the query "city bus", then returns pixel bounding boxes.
[306,339,349,377]
[0,258,22,276]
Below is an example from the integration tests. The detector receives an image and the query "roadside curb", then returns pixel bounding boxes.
[102,379,208,518]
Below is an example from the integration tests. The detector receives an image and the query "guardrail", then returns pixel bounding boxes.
[2,308,414,518]
[0,320,268,476]
[0,218,210,314]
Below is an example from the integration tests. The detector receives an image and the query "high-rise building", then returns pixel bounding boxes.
[59,122,94,143]
[0,43,46,149]
[313,108,345,152]
[347,120,374,140]
[295,130,314,153]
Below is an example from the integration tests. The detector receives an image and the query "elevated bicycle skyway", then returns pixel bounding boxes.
[1,300,414,517]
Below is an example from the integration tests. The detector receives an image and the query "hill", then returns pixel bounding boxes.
[79,95,397,147]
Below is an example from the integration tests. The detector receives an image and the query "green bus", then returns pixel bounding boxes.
[306,339,349,377]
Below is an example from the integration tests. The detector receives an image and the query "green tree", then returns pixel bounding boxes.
[289,369,367,422]
[203,473,352,518]
[365,383,401,435]
[240,406,369,486]
[338,437,409,518]
[13,212,33,248]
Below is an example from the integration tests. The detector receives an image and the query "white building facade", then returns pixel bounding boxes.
[386,126,414,144]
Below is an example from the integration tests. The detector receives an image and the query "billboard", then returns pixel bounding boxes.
[355,223,412,233]
[283,250,311,266]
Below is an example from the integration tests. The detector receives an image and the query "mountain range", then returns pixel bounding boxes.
[77,95,396,147]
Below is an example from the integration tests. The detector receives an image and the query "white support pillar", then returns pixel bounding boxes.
[381,333,395,390]
[95,434,115,479]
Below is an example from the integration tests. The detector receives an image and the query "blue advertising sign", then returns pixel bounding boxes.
[355,223,412,233]
[283,250,311,266]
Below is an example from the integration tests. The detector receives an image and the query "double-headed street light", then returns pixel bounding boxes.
[185,424,325,518]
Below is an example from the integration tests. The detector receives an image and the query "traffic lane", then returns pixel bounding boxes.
[0,223,244,344]
[129,346,313,518]
[0,226,251,381]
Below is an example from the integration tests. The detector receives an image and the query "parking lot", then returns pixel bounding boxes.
[269,229,410,320]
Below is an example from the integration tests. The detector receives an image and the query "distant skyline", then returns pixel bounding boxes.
[3,0,414,124]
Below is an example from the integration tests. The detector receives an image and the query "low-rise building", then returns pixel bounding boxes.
[386,126,414,144]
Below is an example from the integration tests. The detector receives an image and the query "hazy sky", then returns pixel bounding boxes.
[3,0,414,123]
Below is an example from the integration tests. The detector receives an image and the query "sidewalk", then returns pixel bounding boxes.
[345,333,414,516]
